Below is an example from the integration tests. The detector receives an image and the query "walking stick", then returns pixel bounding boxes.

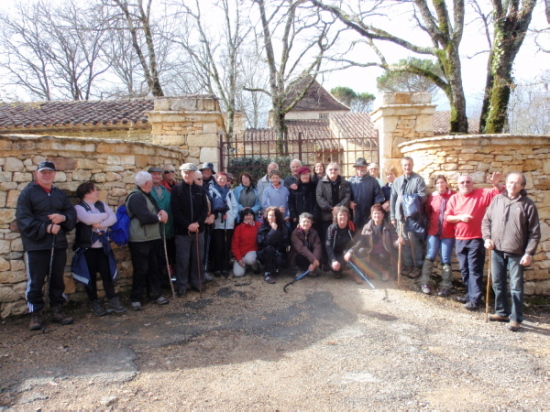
[195,231,202,299]
[348,260,376,290]
[485,250,492,322]
[283,270,310,293]
[43,234,56,333]
[223,218,229,278]
[163,225,176,300]
[397,222,402,287]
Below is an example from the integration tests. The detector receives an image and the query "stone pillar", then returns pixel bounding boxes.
[371,92,435,172]
[148,96,224,168]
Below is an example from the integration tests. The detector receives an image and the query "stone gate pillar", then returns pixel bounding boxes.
[148,96,224,169]
[371,92,435,172]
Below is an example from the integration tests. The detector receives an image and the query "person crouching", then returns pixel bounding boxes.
[290,212,322,278]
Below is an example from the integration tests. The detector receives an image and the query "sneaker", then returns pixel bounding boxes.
[507,320,521,332]
[455,294,469,303]
[154,296,169,305]
[295,270,304,279]
[90,299,108,316]
[489,314,510,322]
[131,301,142,311]
[463,301,479,311]
[204,272,214,282]
[51,307,74,325]
[438,288,451,297]
[106,297,127,314]
[381,271,391,282]
[29,311,43,331]
[421,284,431,295]
[264,273,276,284]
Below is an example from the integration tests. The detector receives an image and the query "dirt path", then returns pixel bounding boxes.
[1,274,549,410]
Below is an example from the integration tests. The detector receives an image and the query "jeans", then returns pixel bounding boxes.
[426,236,455,264]
[456,238,485,304]
[491,250,525,323]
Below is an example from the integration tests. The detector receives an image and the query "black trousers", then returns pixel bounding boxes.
[84,248,116,301]
[211,228,233,272]
[175,232,204,290]
[258,246,287,274]
[26,248,68,313]
[129,240,162,302]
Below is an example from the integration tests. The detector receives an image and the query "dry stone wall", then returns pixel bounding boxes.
[0,134,187,318]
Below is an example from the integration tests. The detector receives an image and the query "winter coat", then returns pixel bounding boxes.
[126,188,161,242]
[151,184,174,238]
[210,184,238,229]
[231,221,261,261]
[233,184,261,219]
[74,200,117,249]
[390,172,426,222]
[289,226,322,266]
[257,222,289,253]
[348,174,385,228]
[425,189,456,238]
[316,176,351,222]
[289,181,319,223]
[325,221,355,262]
[348,219,399,258]
[171,182,208,235]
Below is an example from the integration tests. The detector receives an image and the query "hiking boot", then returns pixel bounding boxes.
[154,296,169,305]
[421,284,431,295]
[176,287,187,298]
[131,301,142,311]
[222,270,230,278]
[51,307,74,325]
[90,299,108,317]
[455,294,469,303]
[489,314,510,322]
[381,271,391,282]
[463,301,479,311]
[309,268,319,278]
[106,297,127,314]
[204,272,214,282]
[252,261,262,275]
[507,320,521,332]
[408,267,421,279]
[401,266,412,277]
[438,288,452,297]
[214,271,222,277]
[264,273,276,284]
[29,311,43,331]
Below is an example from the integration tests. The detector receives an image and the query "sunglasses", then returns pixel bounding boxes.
[458,181,472,184]
[164,170,175,174]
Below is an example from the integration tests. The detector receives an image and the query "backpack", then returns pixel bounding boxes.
[109,193,136,246]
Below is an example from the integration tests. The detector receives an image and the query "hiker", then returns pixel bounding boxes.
[290,212,322,278]
[390,156,427,278]
[171,163,209,297]
[257,206,289,284]
[16,160,77,330]
[199,162,216,189]
[160,164,178,192]
[73,182,127,316]
[262,169,290,222]
[381,166,398,218]
[233,172,261,222]
[231,208,262,277]
[288,166,319,231]
[445,172,503,311]
[349,157,384,229]
[257,162,279,215]
[284,158,303,190]
[367,162,384,187]
[482,172,540,331]
[194,170,215,283]
[311,162,326,186]
[419,175,456,297]
[126,171,169,310]
[345,204,404,282]
[325,206,355,279]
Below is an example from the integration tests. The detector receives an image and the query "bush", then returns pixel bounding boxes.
[228,156,292,184]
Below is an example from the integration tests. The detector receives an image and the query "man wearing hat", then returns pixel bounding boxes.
[171,163,209,297]
[199,162,216,189]
[349,158,385,229]
[16,160,77,330]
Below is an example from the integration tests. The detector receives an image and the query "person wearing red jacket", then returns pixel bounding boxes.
[231,208,261,277]
[420,175,456,296]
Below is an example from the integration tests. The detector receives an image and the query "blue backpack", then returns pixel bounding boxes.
[109,205,131,246]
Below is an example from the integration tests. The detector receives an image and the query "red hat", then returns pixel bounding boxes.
[297,166,311,175]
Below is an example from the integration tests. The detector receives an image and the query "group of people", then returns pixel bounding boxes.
[16,156,540,333]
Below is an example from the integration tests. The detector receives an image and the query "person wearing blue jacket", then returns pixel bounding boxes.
[233,172,261,222]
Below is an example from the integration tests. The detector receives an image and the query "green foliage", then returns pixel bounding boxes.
[330,86,357,106]
[228,156,292,184]
[330,87,376,113]
[376,57,442,94]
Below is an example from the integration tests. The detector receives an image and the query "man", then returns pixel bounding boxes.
[16,161,77,330]
[482,172,540,331]
[446,172,503,311]
[199,162,216,189]
[349,158,384,229]
[194,170,215,282]
[367,162,384,187]
[257,162,279,210]
[171,163,209,297]
[149,167,175,286]
[390,157,426,278]
[126,171,169,310]
[284,158,303,190]
[160,164,177,192]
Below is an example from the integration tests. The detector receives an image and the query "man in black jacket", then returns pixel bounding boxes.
[16,161,77,330]
[171,163,208,297]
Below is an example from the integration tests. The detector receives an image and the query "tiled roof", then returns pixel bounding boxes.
[0,99,155,129]
[433,111,480,135]
[329,113,376,138]
[284,76,349,112]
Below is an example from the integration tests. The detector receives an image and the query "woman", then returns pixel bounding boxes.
[325,206,355,278]
[209,172,238,277]
[73,182,127,316]
[290,212,322,277]
[231,208,261,277]
[288,166,319,231]
[382,167,398,218]
[311,162,326,186]
[262,169,290,222]
[420,175,456,296]
[257,206,289,284]
[233,172,261,222]
[345,204,404,282]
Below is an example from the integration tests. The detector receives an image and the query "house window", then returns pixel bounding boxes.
[319,113,329,120]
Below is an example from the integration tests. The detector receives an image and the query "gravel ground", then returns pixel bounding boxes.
[0,272,549,410]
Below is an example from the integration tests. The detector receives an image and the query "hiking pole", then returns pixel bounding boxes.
[163,225,176,300]
[348,260,376,290]
[283,270,310,293]
[43,234,56,334]
[485,250,492,322]
[223,218,229,278]
[397,222,402,287]
[195,231,202,299]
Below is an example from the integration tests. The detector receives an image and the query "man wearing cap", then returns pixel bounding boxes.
[126,171,170,310]
[171,163,209,297]
[349,158,385,229]
[199,162,216,189]
[16,161,77,330]
[160,164,178,192]
[149,166,175,287]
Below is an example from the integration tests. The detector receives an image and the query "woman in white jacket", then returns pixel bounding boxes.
[209,172,238,276]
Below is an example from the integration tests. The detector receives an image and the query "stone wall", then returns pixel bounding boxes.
[0,134,187,318]
[7,126,151,142]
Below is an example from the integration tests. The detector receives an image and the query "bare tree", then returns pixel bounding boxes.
[507,71,550,134]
